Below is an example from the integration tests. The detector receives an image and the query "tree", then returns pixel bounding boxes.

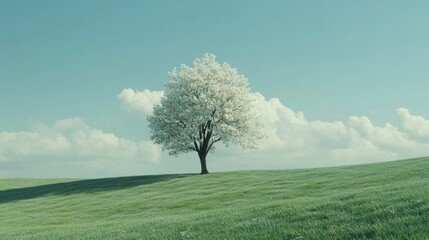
[147,53,263,174]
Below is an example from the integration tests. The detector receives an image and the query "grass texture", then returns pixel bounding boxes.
[0,157,428,239]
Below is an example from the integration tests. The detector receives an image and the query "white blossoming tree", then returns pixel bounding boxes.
[148,53,263,174]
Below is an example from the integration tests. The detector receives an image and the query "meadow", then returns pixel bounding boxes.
[0,157,428,239]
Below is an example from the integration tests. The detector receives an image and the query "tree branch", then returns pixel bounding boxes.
[208,137,222,152]
[188,146,197,151]
[193,140,200,152]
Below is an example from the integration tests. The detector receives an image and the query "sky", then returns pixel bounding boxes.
[1,0,429,178]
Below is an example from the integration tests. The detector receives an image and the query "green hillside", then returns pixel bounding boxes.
[0,157,428,240]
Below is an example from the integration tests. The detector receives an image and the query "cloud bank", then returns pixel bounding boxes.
[251,93,429,166]
[0,118,160,177]
[3,89,428,177]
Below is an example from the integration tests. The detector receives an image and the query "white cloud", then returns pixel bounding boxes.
[0,118,161,177]
[397,108,429,137]
[0,132,70,161]
[251,93,429,165]
[117,88,164,115]
[3,90,429,177]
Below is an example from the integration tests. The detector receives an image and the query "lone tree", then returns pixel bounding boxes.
[148,54,263,174]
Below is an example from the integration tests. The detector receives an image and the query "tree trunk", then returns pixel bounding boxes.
[199,153,209,175]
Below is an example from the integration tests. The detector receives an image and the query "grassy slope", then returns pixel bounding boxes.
[0,157,428,240]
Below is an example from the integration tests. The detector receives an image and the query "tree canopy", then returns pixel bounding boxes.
[148,53,263,174]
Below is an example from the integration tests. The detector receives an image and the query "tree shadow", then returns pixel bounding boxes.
[0,173,194,204]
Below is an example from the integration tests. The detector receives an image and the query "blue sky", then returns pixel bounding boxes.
[1,1,429,177]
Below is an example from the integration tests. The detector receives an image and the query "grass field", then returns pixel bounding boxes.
[0,157,428,239]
